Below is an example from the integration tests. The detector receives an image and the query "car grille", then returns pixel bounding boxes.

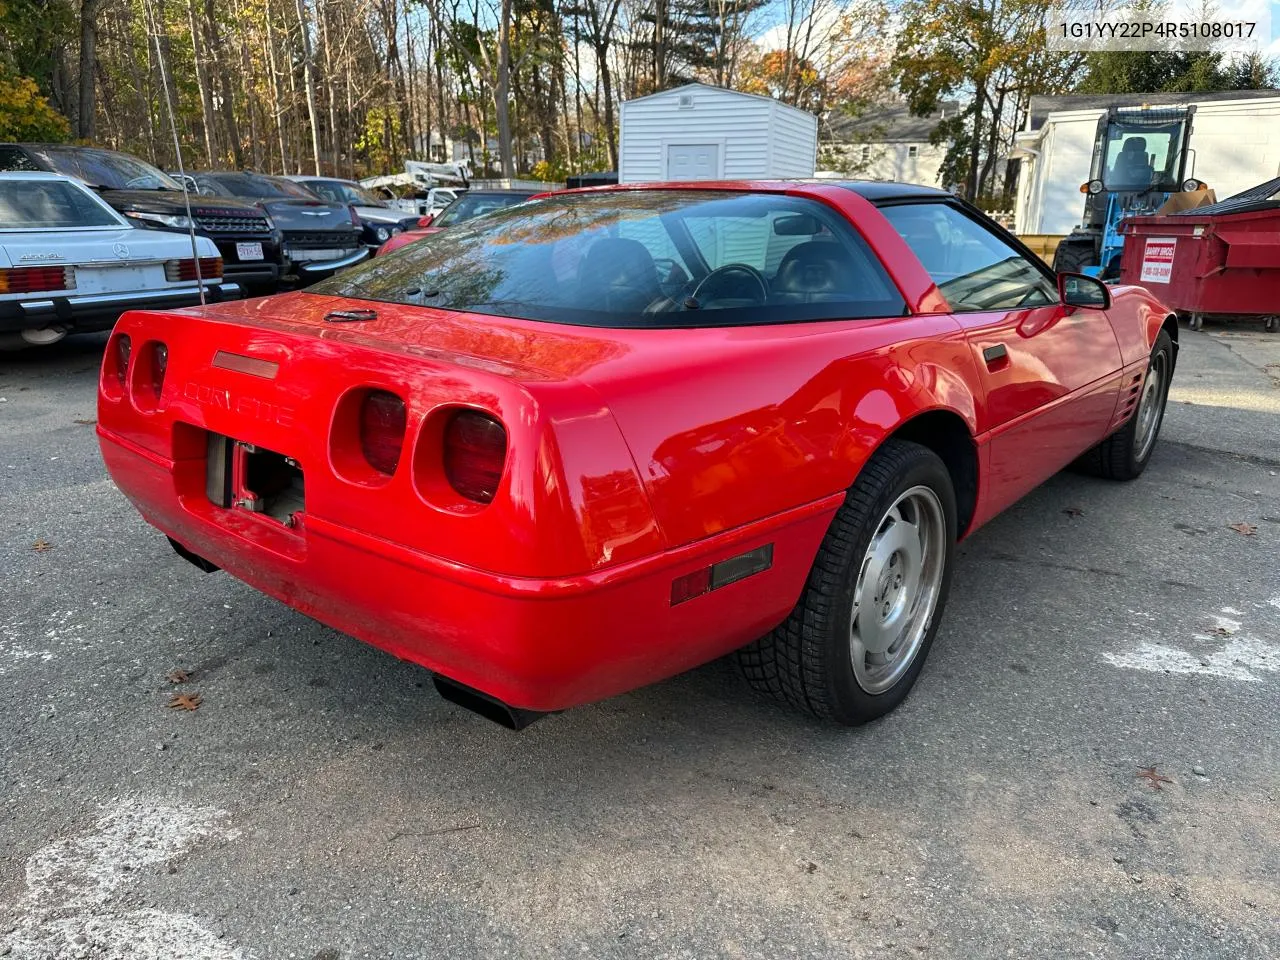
[283,230,361,247]
[196,214,271,233]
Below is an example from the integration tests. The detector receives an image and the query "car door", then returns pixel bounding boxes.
[878,201,1125,514]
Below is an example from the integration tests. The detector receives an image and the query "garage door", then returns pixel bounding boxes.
[666,143,721,180]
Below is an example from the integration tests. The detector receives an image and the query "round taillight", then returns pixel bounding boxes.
[115,334,132,387]
[359,390,407,476]
[443,410,507,504]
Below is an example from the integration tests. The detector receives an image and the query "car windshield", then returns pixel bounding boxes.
[433,192,532,226]
[0,179,121,229]
[304,179,382,206]
[312,190,906,327]
[29,146,181,192]
[271,178,321,199]
[196,173,295,199]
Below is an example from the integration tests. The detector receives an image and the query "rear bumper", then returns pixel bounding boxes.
[0,283,242,334]
[98,425,837,711]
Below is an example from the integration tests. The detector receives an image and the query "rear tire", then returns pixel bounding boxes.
[737,440,957,725]
[1077,330,1173,481]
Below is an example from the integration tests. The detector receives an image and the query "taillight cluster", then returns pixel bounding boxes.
[0,265,75,294]
[333,389,508,506]
[165,257,223,282]
[442,410,507,504]
[359,391,407,476]
[102,333,169,409]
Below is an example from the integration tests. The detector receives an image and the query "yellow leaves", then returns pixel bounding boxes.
[0,74,70,142]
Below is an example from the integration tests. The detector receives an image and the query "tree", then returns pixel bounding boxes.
[1078,51,1277,94]
[893,0,1082,201]
[0,73,71,140]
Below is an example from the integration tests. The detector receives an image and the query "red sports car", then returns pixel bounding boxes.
[97,182,1176,728]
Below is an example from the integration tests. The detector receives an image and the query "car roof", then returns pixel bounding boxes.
[564,180,954,202]
[464,189,537,196]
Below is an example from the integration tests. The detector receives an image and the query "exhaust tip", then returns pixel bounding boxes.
[167,536,221,573]
[432,675,547,731]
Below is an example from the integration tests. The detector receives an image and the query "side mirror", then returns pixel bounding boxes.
[1058,272,1111,310]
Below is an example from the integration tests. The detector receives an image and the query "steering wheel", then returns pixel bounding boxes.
[691,263,769,305]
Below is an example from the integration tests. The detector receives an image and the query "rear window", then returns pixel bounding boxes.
[314,190,905,328]
[0,179,120,229]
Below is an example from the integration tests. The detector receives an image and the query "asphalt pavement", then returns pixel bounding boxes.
[1,322,1277,960]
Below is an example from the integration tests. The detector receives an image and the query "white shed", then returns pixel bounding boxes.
[618,83,818,183]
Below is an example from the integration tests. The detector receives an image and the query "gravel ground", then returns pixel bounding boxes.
[1,323,1277,960]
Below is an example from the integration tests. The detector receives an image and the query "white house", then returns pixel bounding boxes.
[1011,90,1280,237]
[618,83,818,183]
[821,102,957,187]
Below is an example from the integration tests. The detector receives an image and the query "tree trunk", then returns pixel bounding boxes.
[598,43,617,169]
[965,79,985,202]
[320,2,339,171]
[202,0,242,166]
[495,0,514,178]
[77,0,103,139]
[264,0,290,171]
[294,0,324,174]
[186,0,218,164]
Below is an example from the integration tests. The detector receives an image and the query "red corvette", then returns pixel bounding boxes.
[97,182,1176,728]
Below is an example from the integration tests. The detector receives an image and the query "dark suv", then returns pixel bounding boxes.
[0,144,283,295]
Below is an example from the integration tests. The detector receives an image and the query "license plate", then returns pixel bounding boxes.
[291,248,347,262]
[236,242,265,261]
[74,264,165,294]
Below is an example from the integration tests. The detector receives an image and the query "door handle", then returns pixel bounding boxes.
[983,343,1009,369]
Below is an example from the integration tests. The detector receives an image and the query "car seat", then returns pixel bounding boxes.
[578,237,662,312]
[771,240,858,303]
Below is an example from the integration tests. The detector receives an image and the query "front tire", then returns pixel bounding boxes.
[1079,329,1174,481]
[737,440,957,725]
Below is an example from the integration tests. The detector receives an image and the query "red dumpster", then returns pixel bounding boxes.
[1119,183,1280,331]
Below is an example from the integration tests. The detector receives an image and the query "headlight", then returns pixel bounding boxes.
[124,211,192,229]
[1182,178,1204,192]
[391,227,402,236]
[1087,179,1104,195]
[375,227,390,242]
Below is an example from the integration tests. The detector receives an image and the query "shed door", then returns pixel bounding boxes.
[665,143,721,180]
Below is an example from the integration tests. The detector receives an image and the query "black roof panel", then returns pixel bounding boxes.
[831,181,952,202]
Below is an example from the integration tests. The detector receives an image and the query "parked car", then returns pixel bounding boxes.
[0,172,235,348]
[97,181,1176,728]
[376,189,536,255]
[184,172,367,285]
[282,176,422,250]
[0,144,282,295]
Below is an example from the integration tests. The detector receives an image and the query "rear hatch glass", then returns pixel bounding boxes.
[311,190,906,328]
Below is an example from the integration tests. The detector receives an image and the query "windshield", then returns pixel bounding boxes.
[29,146,181,192]
[194,173,295,199]
[0,179,121,229]
[303,179,382,206]
[434,192,532,226]
[1102,119,1186,192]
[312,190,905,327]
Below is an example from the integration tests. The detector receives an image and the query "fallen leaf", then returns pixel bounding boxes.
[1062,506,1084,519]
[167,693,202,711]
[1136,767,1173,791]
[1228,522,1257,536]
[1212,626,1231,637]
[73,418,97,425]
[166,668,191,684]
[32,539,52,552]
